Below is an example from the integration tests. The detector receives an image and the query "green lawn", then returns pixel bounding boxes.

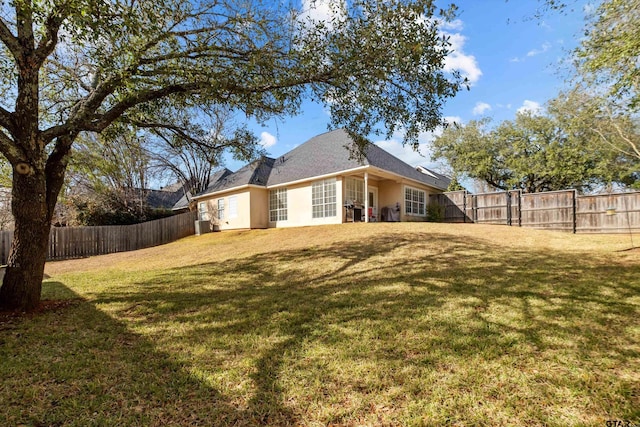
[1,223,638,426]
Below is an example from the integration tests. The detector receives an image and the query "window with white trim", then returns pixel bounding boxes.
[405,186,426,216]
[345,177,364,205]
[228,196,238,219]
[217,198,225,220]
[312,178,336,218]
[269,188,287,221]
[198,201,209,221]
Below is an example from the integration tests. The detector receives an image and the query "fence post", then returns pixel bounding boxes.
[506,191,512,226]
[572,189,577,234]
[463,191,467,223]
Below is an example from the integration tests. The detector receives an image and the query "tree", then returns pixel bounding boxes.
[576,0,640,110]
[145,105,263,200]
[67,128,155,225]
[547,87,640,184]
[0,0,464,310]
[432,91,639,192]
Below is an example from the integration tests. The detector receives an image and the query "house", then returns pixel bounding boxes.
[192,129,450,230]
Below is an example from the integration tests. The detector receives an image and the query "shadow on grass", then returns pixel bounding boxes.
[0,282,257,426]
[1,232,639,425]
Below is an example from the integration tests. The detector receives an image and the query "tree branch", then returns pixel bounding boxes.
[0,17,21,60]
[0,106,15,135]
[34,3,72,65]
[0,129,23,164]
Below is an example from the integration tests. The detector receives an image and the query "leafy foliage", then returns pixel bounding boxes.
[432,90,639,192]
[576,0,640,110]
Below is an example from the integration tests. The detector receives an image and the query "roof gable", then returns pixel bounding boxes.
[267,129,449,190]
[197,158,274,197]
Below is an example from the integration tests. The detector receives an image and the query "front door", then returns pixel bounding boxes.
[368,187,378,221]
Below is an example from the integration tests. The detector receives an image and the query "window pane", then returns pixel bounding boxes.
[269,189,287,221]
[217,199,225,220]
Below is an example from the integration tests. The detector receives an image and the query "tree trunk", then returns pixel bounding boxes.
[0,169,53,311]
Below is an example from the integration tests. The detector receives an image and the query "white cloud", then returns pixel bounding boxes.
[472,102,491,116]
[373,117,462,167]
[527,42,552,57]
[439,18,464,31]
[442,32,482,84]
[517,100,543,115]
[443,115,462,127]
[375,139,429,167]
[299,0,345,30]
[259,131,277,148]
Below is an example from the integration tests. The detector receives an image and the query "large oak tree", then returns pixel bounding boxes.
[0,0,464,310]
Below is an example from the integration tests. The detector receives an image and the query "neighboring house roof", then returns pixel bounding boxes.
[415,166,452,188]
[145,188,185,210]
[194,129,451,199]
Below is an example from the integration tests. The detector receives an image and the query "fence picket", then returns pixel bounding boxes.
[431,190,640,234]
[0,211,197,264]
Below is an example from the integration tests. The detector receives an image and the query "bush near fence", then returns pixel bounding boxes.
[429,189,640,234]
[0,211,197,265]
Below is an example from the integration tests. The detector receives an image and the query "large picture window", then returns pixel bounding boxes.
[269,189,288,221]
[345,177,364,205]
[405,186,426,216]
[312,178,336,218]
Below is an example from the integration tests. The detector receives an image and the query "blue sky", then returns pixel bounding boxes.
[225,0,590,173]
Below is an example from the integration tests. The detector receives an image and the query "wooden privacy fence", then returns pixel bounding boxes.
[0,211,197,264]
[430,189,640,234]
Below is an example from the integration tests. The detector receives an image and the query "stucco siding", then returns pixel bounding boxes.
[249,188,269,229]
[199,190,252,230]
[378,180,403,213]
[268,177,344,228]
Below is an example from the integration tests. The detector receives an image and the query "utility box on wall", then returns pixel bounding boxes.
[194,220,211,235]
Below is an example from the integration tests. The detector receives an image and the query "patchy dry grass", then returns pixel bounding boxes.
[1,223,639,426]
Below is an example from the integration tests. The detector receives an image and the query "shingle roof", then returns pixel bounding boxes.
[172,168,233,209]
[196,158,274,197]
[194,128,450,198]
[145,188,185,210]
[266,129,449,190]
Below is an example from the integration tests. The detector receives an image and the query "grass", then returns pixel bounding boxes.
[0,222,638,426]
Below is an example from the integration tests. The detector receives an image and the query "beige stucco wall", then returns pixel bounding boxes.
[198,189,252,231]
[250,188,268,229]
[268,177,344,228]
[377,180,403,212]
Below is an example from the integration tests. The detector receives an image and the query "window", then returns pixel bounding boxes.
[269,188,288,221]
[217,198,225,220]
[228,196,238,219]
[198,202,209,221]
[345,177,364,205]
[405,187,426,216]
[312,178,336,218]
